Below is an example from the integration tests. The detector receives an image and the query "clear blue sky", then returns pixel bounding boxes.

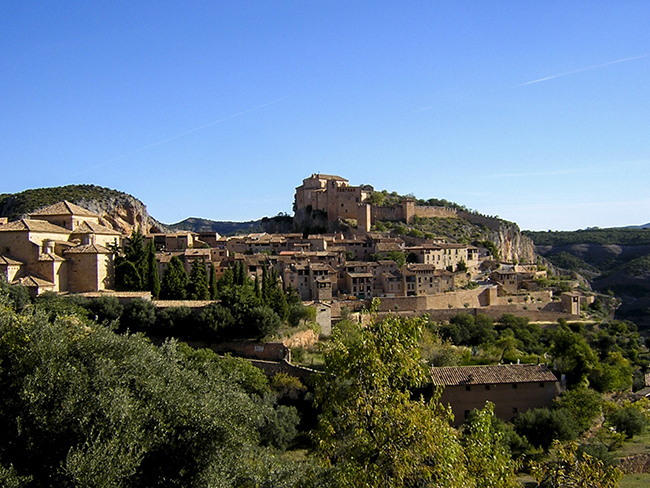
[1,1,649,231]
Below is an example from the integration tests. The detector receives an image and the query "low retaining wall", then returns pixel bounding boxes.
[248,359,321,381]
[618,453,650,474]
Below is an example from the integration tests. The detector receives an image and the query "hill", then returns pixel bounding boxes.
[168,217,264,235]
[525,228,650,327]
[0,185,167,235]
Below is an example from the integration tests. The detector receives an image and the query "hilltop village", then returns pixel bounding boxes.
[0,174,591,328]
[3,175,649,486]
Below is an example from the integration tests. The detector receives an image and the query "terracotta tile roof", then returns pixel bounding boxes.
[13,274,55,288]
[0,219,70,233]
[375,243,403,252]
[64,244,111,254]
[30,201,98,217]
[430,364,557,386]
[347,272,373,278]
[38,253,65,262]
[71,221,121,235]
[0,255,24,266]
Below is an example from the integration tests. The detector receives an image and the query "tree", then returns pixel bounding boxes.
[160,256,188,300]
[114,229,148,291]
[186,258,210,300]
[0,294,304,487]
[588,352,633,393]
[531,441,622,488]
[513,407,580,451]
[145,240,160,298]
[462,403,520,488]
[554,388,603,432]
[120,297,156,332]
[548,326,598,388]
[314,312,471,487]
[607,404,649,439]
[209,263,217,300]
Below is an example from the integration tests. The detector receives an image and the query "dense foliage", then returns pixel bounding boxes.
[0,184,132,221]
[0,281,306,487]
[525,229,650,247]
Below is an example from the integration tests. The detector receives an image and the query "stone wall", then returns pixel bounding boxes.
[618,453,650,474]
[248,359,320,381]
[413,205,458,220]
[200,341,289,361]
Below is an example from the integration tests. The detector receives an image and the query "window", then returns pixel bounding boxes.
[464,410,470,419]
[465,386,471,391]
[512,407,518,414]
[539,383,545,388]
[512,383,518,389]
[485,385,491,390]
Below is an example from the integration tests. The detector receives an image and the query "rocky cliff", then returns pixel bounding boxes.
[0,185,166,235]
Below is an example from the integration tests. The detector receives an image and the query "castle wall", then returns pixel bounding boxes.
[457,211,503,231]
[371,205,406,222]
[413,205,458,219]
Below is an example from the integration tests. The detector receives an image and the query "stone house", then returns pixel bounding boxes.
[430,364,560,426]
[0,201,122,295]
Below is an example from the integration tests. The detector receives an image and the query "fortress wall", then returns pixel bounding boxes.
[457,211,503,231]
[372,205,406,222]
[413,206,458,219]
[375,307,579,323]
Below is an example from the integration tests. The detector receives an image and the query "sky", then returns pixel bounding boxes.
[1,1,649,231]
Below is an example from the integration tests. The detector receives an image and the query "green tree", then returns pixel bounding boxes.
[314,313,471,488]
[186,258,210,300]
[114,229,148,291]
[145,240,160,298]
[462,403,520,488]
[0,294,304,487]
[531,441,622,488]
[606,404,649,439]
[588,352,633,393]
[160,256,188,300]
[548,326,598,388]
[209,263,218,300]
[554,388,603,432]
[513,407,580,451]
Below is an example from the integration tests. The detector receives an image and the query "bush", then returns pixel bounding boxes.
[198,303,235,340]
[514,407,580,451]
[607,406,649,439]
[156,306,194,337]
[249,306,282,339]
[120,298,156,332]
[554,388,603,432]
[85,296,123,325]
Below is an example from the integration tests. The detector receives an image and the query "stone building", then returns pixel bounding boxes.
[294,174,373,222]
[0,201,122,295]
[430,364,560,426]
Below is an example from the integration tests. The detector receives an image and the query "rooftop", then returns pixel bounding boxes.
[430,364,557,386]
[30,200,98,218]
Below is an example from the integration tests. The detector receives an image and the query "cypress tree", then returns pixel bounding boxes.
[146,241,160,298]
[160,256,188,300]
[187,258,210,301]
[209,263,217,300]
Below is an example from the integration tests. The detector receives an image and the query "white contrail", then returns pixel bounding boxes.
[76,95,290,175]
[515,54,648,87]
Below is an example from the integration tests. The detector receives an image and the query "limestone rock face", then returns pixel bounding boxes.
[75,196,167,235]
[488,223,536,264]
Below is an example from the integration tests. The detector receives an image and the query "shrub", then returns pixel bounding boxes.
[607,406,649,439]
[120,298,156,332]
[514,407,580,451]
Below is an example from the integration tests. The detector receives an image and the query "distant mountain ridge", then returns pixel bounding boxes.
[168,217,264,235]
[525,227,650,326]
